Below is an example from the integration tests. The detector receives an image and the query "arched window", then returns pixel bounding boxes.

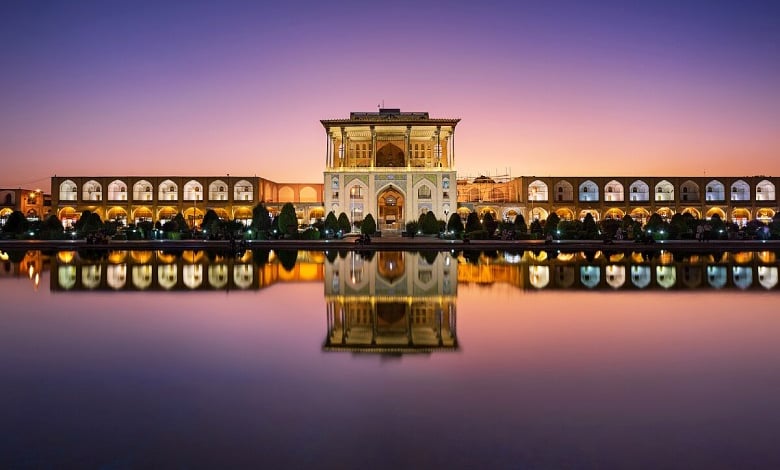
[654,180,674,201]
[730,180,750,201]
[108,180,128,201]
[417,185,432,199]
[158,180,178,201]
[756,180,775,201]
[59,180,78,201]
[82,180,102,201]
[209,180,228,201]
[629,180,649,202]
[183,180,203,201]
[705,180,725,201]
[528,180,548,201]
[579,180,599,202]
[554,180,573,202]
[234,180,253,201]
[133,180,153,201]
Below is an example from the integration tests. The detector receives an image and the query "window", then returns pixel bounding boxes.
[418,186,432,199]
[350,187,363,199]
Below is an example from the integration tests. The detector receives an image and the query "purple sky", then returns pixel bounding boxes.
[1,0,779,191]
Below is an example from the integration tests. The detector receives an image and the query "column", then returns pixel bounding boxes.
[405,126,411,167]
[325,129,331,167]
[340,127,346,168]
[435,126,441,167]
[451,129,456,168]
[370,126,376,168]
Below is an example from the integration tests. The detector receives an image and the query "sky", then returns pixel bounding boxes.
[1,0,779,192]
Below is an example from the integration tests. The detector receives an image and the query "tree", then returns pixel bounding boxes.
[421,211,439,234]
[172,213,188,231]
[323,212,339,237]
[337,212,351,234]
[446,212,464,234]
[201,209,220,230]
[1,210,28,234]
[74,210,103,234]
[513,213,527,234]
[529,219,543,237]
[482,212,497,237]
[251,203,272,233]
[582,213,599,239]
[465,212,481,233]
[544,213,560,237]
[278,202,298,237]
[360,213,377,235]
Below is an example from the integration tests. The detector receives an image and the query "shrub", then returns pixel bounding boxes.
[361,213,377,235]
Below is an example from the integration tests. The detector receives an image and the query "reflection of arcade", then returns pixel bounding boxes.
[50,250,324,291]
[324,251,458,354]
[0,250,45,290]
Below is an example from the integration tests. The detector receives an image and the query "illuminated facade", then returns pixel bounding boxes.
[322,109,459,232]
[457,176,779,226]
[324,250,458,353]
[0,188,49,225]
[50,176,323,228]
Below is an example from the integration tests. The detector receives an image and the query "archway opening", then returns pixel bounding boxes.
[375,143,405,167]
[378,186,404,231]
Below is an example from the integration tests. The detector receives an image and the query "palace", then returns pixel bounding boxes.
[50,175,323,228]
[323,108,458,232]
[455,175,779,226]
[45,109,779,230]
[0,188,50,226]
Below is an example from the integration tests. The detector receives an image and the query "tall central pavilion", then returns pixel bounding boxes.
[322,109,459,232]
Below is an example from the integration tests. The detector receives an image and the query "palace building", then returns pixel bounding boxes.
[50,176,323,228]
[47,109,779,230]
[322,109,458,232]
[456,175,779,226]
[0,188,50,226]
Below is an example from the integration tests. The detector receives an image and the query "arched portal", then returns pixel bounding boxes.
[375,143,405,167]
[680,207,701,219]
[756,208,775,223]
[107,207,128,225]
[378,186,404,230]
[233,206,252,225]
[555,208,575,221]
[705,207,726,220]
[604,208,625,220]
[579,209,600,221]
[183,207,205,228]
[732,208,751,226]
[656,207,674,221]
[157,206,177,222]
[133,207,153,223]
[630,208,650,224]
[530,207,548,221]
[58,207,79,228]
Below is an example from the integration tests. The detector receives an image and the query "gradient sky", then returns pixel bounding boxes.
[1,0,779,192]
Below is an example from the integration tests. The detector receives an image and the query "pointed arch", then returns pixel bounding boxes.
[59,180,78,201]
[730,180,750,201]
[629,180,649,202]
[183,180,203,201]
[209,180,228,201]
[133,180,153,201]
[554,180,573,202]
[655,180,674,201]
[234,180,253,201]
[528,180,548,201]
[159,180,178,201]
[107,180,127,201]
[679,180,700,202]
[82,180,102,201]
[604,180,624,202]
[756,179,775,201]
[579,180,599,202]
[705,180,725,201]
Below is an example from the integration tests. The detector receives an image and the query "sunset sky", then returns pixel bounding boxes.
[1,0,778,192]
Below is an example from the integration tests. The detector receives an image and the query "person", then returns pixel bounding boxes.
[696,224,704,242]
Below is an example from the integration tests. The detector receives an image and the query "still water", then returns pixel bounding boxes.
[2,248,780,468]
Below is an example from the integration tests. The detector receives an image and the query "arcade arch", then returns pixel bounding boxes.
[680,180,700,202]
[705,180,725,201]
[554,180,573,202]
[234,180,253,201]
[209,180,228,201]
[159,180,178,201]
[655,180,674,201]
[82,180,102,201]
[528,180,548,201]
[604,180,624,202]
[579,180,599,202]
[107,180,127,201]
[133,180,153,201]
[756,180,775,201]
[731,180,750,201]
[59,180,78,201]
[629,180,649,202]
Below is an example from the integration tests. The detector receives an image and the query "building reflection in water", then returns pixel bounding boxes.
[456,249,779,291]
[324,251,458,354]
[51,249,324,291]
[0,249,45,290]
